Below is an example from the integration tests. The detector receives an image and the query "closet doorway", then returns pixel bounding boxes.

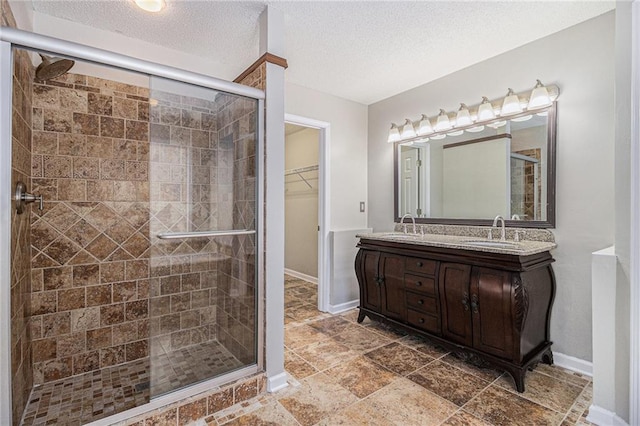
[283,114,330,313]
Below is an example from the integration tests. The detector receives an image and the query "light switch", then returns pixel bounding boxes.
[360,202,365,212]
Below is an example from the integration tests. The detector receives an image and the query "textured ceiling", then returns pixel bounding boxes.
[30,0,614,105]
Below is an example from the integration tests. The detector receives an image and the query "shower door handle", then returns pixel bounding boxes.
[156,229,256,239]
[14,181,43,214]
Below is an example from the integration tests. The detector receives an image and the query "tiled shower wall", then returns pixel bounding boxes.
[215,92,258,364]
[5,5,35,422]
[29,73,152,384]
[147,89,225,355]
[28,69,257,385]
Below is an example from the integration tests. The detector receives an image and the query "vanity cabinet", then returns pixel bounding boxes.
[355,238,556,392]
[359,250,406,320]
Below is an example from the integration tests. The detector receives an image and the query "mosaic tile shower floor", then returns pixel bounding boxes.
[21,340,242,425]
[208,275,595,426]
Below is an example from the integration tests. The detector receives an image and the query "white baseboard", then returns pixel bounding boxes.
[587,404,629,426]
[327,300,358,314]
[553,352,593,377]
[266,372,289,393]
[284,268,318,285]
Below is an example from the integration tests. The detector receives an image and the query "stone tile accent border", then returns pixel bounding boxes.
[121,373,266,426]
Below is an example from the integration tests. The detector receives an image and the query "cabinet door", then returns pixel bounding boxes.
[439,263,473,346]
[359,250,382,311]
[470,267,514,359]
[379,253,406,320]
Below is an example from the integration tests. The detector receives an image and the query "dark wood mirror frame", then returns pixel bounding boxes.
[393,103,557,228]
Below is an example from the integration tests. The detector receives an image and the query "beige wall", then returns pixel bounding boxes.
[367,12,616,362]
[613,1,632,422]
[285,127,319,278]
[285,82,368,305]
[442,138,510,219]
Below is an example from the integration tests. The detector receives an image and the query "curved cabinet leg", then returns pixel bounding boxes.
[542,348,554,365]
[505,366,526,393]
[357,309,367,323]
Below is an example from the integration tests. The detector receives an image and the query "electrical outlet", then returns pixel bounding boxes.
[359,202,365,212]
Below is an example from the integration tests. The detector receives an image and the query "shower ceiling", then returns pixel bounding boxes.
[28,0,614,105]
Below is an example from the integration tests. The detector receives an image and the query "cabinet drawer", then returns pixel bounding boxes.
[406,291,438,314]
[405,274,436,296]
[407,309,440,334]
[405,257,437,275]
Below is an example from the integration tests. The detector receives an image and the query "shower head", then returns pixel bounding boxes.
[35,54,75,81]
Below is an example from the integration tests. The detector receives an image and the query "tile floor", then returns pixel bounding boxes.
[21,340,242,425]
[209,275,595,426]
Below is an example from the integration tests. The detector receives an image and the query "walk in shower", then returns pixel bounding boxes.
[1,27,263,425]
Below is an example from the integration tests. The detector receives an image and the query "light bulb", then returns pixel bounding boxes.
[430,134,446,140]
[456,103,473,127]
[528,80,552,110]
[512,114,533,122]
[435,109,452,132]
[477,97,496,121]
[400,119,417,139]
[466,126,485,133]
[417,114,434,136]
[501,88,522,116]
[447,130,464,137]
[387,123,400,143]
[135,0,166,12]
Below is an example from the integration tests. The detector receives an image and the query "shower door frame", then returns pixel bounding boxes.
[0,27,265,426]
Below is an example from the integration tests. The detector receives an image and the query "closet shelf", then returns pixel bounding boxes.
[284,164,318,189]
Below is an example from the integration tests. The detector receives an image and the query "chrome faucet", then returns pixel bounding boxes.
[492,215,506,242]
[400,213,416,234]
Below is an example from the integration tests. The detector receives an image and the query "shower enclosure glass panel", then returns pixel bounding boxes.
[7,42,260,424]
[148,77,258,396]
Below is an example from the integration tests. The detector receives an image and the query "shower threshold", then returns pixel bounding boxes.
[20,340,243,425]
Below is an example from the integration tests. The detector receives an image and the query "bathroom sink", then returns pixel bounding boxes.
[463,240,520,249]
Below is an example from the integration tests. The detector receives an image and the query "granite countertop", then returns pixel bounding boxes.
[356,232,557,256]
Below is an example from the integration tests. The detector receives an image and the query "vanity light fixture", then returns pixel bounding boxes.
[455,103,473,127]
[400,118,417,139]
[417,114,434,136]
[385,80,558,144]
[527,79,552,109]
[134,0,166,12]
[477,97,496,121]
[487,120,507,129]
[435,109,452,132]
[500,88,523,116]
[512,114,533,122]
[387,123,401,143]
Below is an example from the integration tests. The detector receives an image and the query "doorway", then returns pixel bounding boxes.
[284,114,330,312]
[285,123,319,280]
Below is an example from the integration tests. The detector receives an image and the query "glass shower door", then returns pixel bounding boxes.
[147,77,258,397]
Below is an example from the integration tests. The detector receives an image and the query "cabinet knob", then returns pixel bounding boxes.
[462,293,470,311]
[471,294,479,314]
[416,281,422,287]
[418,299,424,305]
[417,261,423,267]
[419,318,425,324]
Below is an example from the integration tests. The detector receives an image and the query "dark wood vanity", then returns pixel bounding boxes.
[355,236,556,392]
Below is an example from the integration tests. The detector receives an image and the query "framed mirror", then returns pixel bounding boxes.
[394,103,556,228]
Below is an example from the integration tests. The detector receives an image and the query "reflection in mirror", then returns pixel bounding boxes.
[395,104,556,228]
